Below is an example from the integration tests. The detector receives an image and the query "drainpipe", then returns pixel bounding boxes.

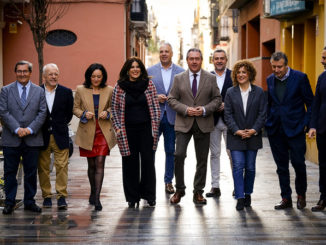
[0,4,5,88]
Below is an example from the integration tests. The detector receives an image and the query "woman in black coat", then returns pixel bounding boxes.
[224,60,267,211]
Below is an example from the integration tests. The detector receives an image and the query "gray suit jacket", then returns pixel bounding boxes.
[147,63,184,125]
[167,69,221,133]
[0,81,47,147]
[224,85,267,151]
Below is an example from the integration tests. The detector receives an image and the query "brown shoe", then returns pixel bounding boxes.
[297,195,306,210]
[170,191,185,204]
[274,198,293,210]
[205,188,221,198]
[193,192,207,205]
[311,200,326,212]
[165,183,175,194]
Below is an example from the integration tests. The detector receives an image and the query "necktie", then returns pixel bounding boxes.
[21,86,27,106]
[192,73,197,97]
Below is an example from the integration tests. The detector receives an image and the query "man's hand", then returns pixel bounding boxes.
[158,94,167,103]
[187,107,197,116]
[308,128,316,138]
[193,106,204,116]
[217,102,224,112]
[85,111,94,120]
[17,128,31,138]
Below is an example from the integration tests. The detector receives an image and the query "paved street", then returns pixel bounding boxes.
[0,137,326,244]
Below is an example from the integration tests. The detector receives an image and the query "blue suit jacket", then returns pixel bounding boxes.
[147,63,184,125]
[265,68,314,137]
[211,69,233,125]
[310,71,326,134]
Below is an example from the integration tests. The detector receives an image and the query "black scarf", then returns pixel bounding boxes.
[118,78,149,99]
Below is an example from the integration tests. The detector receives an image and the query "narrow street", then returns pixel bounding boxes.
[0,137,325,244]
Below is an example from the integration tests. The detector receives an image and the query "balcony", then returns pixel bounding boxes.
[130,0,148,22]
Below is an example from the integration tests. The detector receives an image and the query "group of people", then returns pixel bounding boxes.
[0,44,325,215]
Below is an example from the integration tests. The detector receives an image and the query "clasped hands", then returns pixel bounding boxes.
[85,111,108,120]
[17,128,31,138]
[187,106,204,116]
[235,129,256,139]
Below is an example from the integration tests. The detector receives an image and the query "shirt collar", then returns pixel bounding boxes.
[276,67,290,81]
[160,62,173,70]
[240,83,252,93]
[190,69,201,77]
[213,68,226,77]
[45,84,58,93]
[17,80,31,89]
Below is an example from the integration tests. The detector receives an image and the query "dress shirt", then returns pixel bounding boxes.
[189,70,201,90]
[160,63,173,93]
[45,85,57,113]
[15,81,33,134]
[276,67,290,81]
[240,83,252,116]
[213,69,226,91]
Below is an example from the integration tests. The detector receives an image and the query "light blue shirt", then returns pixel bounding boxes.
[15,81,33,134]
[277,67,291,81]
[160,63,173,93]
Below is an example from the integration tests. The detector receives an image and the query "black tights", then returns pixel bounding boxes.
[87,156,106,201]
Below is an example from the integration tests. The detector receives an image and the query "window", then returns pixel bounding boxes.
[46,29,77,47]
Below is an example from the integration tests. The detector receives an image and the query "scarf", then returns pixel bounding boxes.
[118,78,149,99]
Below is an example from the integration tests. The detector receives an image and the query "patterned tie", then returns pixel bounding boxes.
[21,86,27,106]
[192,73,197,97]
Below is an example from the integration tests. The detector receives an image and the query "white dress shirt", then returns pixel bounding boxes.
[240,83,252,116]
[213,69,226,92]
[189,70,201,89]
[45,85,57,113]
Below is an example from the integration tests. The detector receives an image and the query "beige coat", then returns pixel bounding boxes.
[73,85,116,151]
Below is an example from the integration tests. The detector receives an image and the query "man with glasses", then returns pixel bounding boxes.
[0,60,47,214]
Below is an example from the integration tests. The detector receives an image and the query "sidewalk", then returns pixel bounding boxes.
[0,138,325,244]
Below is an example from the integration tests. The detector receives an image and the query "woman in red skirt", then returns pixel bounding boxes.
[73,63,116,211]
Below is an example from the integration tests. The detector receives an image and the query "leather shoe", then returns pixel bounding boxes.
[236,198,245,211]
[165,183,175,194]
[148,200,156,207]
[24,203,42,213]
[274,198,293,210]
[244,194,251,207]
[206,188,221,198]
[193,192,207,205]
[297,195,306,210]
[2,204,14,215]
[170,191,185,204]
[311,200,326,212]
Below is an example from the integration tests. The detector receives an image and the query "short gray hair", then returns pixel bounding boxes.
[186,48,203,59]
[15,60,32,72]
[42,63,59,75]
[160,42,173,52]
[271,52,288,66]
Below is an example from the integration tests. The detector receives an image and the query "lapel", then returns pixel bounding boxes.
[24,82,36,110]
[269,75,280,104]
[98,87,107,114]
[51,85,61,115]
[155,64,166,93]
[196,70,206,99]
[12,82,24,110]
[246,85,255,116]
[184,70,193,98]
[221,69,232,97]
[234,86,245,116]
[84,88,95,113]
[167,64,176,94]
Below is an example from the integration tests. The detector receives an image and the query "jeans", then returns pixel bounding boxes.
[158,113,175,184]
[231,150,258,199]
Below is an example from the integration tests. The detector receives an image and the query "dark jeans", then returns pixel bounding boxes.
[174,121,210,194]
[268,128,307,200]
[3,142,40,206]
[231,150,258,199]
[317,133,326,200]
[158,113,175,184]
[122,123,156,203]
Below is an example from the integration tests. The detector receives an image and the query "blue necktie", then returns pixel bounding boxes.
[192,73,197,97]
[21,86,27,106]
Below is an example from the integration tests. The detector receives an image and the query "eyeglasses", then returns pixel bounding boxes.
[16,70,30,74]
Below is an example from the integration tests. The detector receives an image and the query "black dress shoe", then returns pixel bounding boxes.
[128,201,139,208]
[206,188,221,198]
[311,200,326,212]
[297,195,306,210]
[244,194,251,207]
[89,194,95,205]
[94,199,102,211]
[193,192,207,205]
[24,203,42,213]
[236,198,245,211]
[274,198,293,210]
[2,204,14,215]
[148,200,156,207]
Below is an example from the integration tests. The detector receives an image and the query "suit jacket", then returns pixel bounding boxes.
[265,68,314,137]
[73,85,116,151]
[211,68,233,125]
[310,71,326,134]
[0,81,47,147]
[41,84,74,150]
[167,69,221,133]
[147,63,184,125]
[224,85,267,151]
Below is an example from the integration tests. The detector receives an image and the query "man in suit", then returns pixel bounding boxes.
[168,48,221,205]
[266,52,314,210]
[206,49,233,198]
[308,47,326,211]
[0,60,47,214]
[147,43,184,194]
[38,63,73,210]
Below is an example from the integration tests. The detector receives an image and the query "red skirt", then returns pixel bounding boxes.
[79,120,110,157]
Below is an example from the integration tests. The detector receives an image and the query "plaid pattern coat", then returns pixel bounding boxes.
[111,80,161,156]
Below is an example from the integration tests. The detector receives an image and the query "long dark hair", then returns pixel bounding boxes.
[83,63,108,88]
[118,57,148,82]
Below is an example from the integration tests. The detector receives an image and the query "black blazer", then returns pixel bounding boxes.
[310,71,326,134]
[224,85,267,151]
[41,84,74,150]
[211,69,233,125]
